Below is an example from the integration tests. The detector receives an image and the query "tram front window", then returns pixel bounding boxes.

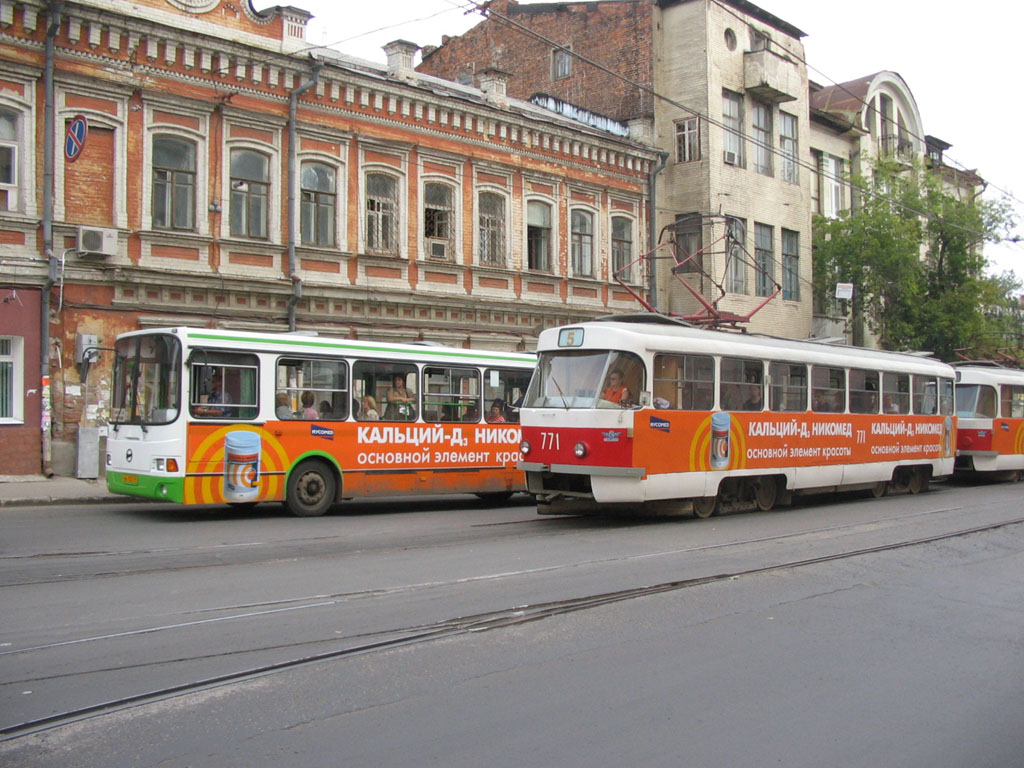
[526,350,645,409]
[955,384,997,418]
[111,334,182,426]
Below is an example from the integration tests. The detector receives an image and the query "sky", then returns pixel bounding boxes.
[295,0,1024,283]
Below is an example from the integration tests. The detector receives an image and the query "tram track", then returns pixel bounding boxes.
[3,513,1022,742]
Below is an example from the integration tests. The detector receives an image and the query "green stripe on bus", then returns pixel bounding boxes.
[184,331,532,363]
[106,472,185,504]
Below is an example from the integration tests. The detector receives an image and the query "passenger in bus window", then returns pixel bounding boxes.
[319,400,333,419]
[275,392,292,419]
[487,399,507,423]
[298,391,318,419]
[601,369,631,405]
[463,405,480,422]
[385,374,416,420]
[742,386,763,411]
[196,371,231,417]
[360,396,380,421]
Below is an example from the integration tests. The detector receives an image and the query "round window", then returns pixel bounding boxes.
[724,28,737,51]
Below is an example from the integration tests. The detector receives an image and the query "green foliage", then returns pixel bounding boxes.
[813,158,1020,360]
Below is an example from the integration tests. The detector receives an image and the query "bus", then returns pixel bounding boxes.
[954,363,1024,480]
[517,315,956,517]
[106,327,534,516]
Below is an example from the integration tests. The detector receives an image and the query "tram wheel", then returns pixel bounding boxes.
[285,459,337,517]
[475,491,514,503]
[906,468,928,495]
[752,477,778,511]
[692,496,718,519]
[870,482,889,499]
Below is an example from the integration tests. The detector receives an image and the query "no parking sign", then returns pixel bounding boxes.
[65,115,88,163]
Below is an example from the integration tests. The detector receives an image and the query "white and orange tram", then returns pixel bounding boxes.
[954,363,1024,480]
[518,315,956,517]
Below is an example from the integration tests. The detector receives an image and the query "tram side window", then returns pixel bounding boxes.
[424,366,481,423]
[912,375,938,415]
[1002,385,1024,418]
[352,361,418,421]
[483,367,531,423]
[721,358,763,411]
[882,372,911,414]
[811,366,845,413]
[276,358,349,420]
[939,378,954,416]
[768,362,807,412]
[849,369,879,414]
[190,355,259,420]
[653,354,714,410]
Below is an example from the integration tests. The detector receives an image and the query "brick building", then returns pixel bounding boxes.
[418,0,814,337]
[0,0,658,475]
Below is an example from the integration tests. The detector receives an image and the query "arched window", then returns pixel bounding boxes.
[153,136,196,231]
[478,191,506,266]
[611,216,633,282]
[571,209,594,277]
[230,149,269,239]
[301,162,335,247]
[527,201,552,271]
[424,181,454,260]
[365,172,399,254]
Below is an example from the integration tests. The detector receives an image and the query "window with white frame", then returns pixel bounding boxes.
[301,162,336,247]
[612,216,633,282]
[424,181,455,260]
[0,336,23,423]
[752,102,772,177]
[153,136,196,231]
[782,228,799,300]
[822,155,844,218]
[552,47,572,80]
[675,117,700,163]
[722,90,743,166]
[0,109,18,211]
[779,112,798,184]
[754,222,773,297]
[366,171,399,255]
[478,191,506,266]
[527,200,552,271]
[571,209,594,277]
[230,149,269,239]
[725,216,747,294]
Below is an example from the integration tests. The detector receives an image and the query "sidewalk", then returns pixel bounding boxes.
[0,474,125,507]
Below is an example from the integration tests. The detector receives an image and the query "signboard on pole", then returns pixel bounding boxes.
[64,115,88,163]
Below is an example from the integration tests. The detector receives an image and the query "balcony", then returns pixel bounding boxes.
[879,134,916,162]
[743,48,800,104]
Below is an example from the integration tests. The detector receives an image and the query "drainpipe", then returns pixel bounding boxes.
[41,2,64,476]
[286,58,322,331]
[647,151,669,314]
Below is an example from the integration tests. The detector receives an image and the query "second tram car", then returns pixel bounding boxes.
[954,363,1024,480]
[518,316,956,516]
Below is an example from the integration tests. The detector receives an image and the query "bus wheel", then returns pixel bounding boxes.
[475,491,514,503]
[286,460,337,517]
[752,477,778,511]
[692,496,718,519]
[870,482,889,499]
[907,468,929,495]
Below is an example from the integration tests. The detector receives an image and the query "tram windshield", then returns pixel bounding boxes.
[111,334,182,426]
[525,349,645,409]
[955,383,997,418]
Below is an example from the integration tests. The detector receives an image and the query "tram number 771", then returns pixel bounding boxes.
[540,431,561,451]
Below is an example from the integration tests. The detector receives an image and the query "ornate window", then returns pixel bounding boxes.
[611,216,633,282]
[0,336,23,423]
[478,191,506,266]
[366,172,399,254]
[153,136,196,231]
[300,162,336,247]
[527,200,552,271]
[230,149,269,239]
[0,110,16,211]
[571,209,594,277]
[424,182,455,260]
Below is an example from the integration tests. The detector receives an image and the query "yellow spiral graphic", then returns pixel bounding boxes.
[688,414,747,471]
[184,426,290,505]
[1014,423,1024,455]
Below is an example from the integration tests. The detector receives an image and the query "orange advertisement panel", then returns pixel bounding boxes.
[183,420,523,505]
[632,411,956,474]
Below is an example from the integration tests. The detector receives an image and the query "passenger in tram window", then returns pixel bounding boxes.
[741,386,763,411]
[601,369,631,405]
[486,399,507,423]
[883,395,899,414]
[812,389,828,412]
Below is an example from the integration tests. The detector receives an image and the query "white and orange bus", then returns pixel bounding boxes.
[106,327,534,515]
[517,315,956,517]
[954,363,1024,480]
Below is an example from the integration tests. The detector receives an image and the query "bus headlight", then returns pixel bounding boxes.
[520,440,531,456]
[573,441,588,458]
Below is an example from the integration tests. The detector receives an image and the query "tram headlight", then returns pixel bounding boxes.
[520,440,531,456]
[573,441,588,458]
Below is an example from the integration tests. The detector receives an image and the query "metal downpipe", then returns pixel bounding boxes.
[647,151,669,314]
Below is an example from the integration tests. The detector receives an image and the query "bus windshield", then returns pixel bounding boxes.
[111,334,182,426]
[525,349,644,409]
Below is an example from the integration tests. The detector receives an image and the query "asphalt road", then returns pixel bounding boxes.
[1,481,1023,767]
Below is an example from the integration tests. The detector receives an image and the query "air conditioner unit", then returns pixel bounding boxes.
[428,239,449,260]
[77,226,119,257]
[723,151,739,166]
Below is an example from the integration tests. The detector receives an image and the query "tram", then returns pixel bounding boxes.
[105,327,534,515]
[517,315,956,517]
[954,363,1024,480]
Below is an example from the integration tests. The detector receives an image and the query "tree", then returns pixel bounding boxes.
[813,158,1019,360]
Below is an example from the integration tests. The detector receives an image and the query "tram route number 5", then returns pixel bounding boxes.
[541,431,560,450]
[65,114,88,163]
